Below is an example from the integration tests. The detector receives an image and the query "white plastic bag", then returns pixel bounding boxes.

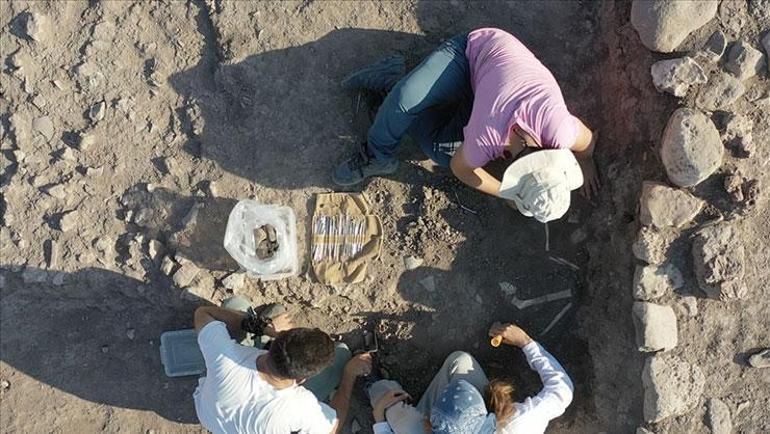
[223,199,297,280]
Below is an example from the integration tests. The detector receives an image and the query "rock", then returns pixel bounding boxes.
[660,109,723,187]
[222,272,246,291]
[702,30,727,62]
[22,268,47,283]
[724,172,745,202]
[59,211,79,232]
[636,429,653,434]
[44,183,68,199]
[633,263,684,301]
[763,33,770,74]
[725,40,764,81]
[32,116,54,141]
[403,255,423,270]
[0,380,9,390]
[60,147,76,162]
[638,182,705,228]
[748,349,770,368]
[51,272,65,286]
[160,255,177,275]
[696,72,745,111]
[630,0,718,52]
[126,328,136,340]
[101,345,109,353]
[89,101,106,123]
[351,420,361,434]
[173,262,201,287]
[693,224,746,299]
[78,132,96,151]
[419,275,436,292]
[706,398,732,434]
[642,354,705,422]
[650,57,706,97]
[721,113,753,157]
[23,12,49,42]
[633,301,678,352]
[147,239,164,261]
[632,227,668,264]
[674,295,698,318]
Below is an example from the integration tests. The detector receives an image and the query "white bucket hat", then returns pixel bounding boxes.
[499,149,583,223]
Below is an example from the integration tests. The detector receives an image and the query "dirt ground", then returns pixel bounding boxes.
[1,1,768,433]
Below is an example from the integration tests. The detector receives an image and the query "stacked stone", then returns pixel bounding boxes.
[629,0,766,429]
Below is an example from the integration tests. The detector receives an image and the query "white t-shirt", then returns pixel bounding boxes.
[193,321,337,434]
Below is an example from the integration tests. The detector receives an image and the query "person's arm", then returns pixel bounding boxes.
[569,119,600,199]
[328,353,372,434]
[450,146,502,198]
[489,323,574,420]
[369,389,409,433]
[194,306,246,335]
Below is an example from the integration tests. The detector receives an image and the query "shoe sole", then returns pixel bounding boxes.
[331,161,399,187]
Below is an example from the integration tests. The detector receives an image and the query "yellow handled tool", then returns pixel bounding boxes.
[490,335,503,347]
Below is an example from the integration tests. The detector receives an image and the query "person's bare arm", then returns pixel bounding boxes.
[194,306,245,334]
[329,353,372,434]
[569,119,600,199]
[450,146,501,198]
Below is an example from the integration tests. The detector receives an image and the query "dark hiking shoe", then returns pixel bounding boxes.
[341,54,406,93]
[332,142,399,187]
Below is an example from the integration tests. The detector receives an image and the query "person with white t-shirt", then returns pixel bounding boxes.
[193,298,372,434]
[365,322,574,434]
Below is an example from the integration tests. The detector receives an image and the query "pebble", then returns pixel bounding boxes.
[222,272,246,291]
[101,345,109,353]
[702,30,726,62]
[126,328,136,340]
[650,57,706,97]
[692,224,746,300]
[160,255,177,275]
[88,101,106,123]
[60,147,76,162]
[148,239,164,261]
[721,113,753,157]
[32,116,54,141]
[403,255,424,270]
[696,72,745,111]
[59,211,79,232]
[660,109,723,187]
[706,398,732,434]
[78,132,96,151]
[642,354,704,422]
[725,40,764,81]
[23,12,49,42]
[44,183,68,199]
[51,272,65,286]
[748,349,770,368]
[0,380,9,390]
[638,182,705,227]
[351,420,361,434]
[633,301,678,352]
[674,296,698,318]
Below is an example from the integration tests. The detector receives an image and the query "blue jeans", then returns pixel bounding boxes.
[367,33,472,167]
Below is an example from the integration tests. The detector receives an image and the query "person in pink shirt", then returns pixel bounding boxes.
[334,28,599,222]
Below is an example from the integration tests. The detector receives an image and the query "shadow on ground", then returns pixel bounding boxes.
[0,267,205,423]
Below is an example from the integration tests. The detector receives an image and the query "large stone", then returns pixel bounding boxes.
[650,57,706,97]
[630,0,718,52]
[633,264,683,301]
[32,116,54,141]
[692,224,746,299]
[633,302,678,352]
[660,109,723,187]
[632,227,669,264]
[639,182,705,228]
[696,72,745,111]
[642,354,705,422]
[706,398,732,434]
[173,262,201,287]
[22,12,49,42]
[725,40,765,81]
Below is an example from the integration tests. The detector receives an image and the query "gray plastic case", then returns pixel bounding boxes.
[159,329,205,377]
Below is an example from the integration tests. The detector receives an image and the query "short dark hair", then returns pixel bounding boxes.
[268,328,335,380]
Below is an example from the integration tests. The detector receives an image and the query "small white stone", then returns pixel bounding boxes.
[126,328,136,340]
[419,275,436,292]
[88,101,106,123]
[160,255,177,275]
[59,211,79,232]
[403,255,424,270]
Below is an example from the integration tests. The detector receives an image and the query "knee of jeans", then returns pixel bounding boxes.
[446,351,474,367]
[392,82,430,115]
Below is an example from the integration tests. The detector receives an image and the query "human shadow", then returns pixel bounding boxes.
[0,266,209,424]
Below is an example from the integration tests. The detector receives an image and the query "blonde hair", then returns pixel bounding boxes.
[484,380,516,428]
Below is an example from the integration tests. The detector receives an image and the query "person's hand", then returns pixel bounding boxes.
[577,156,600,200]
[264,313,293,337]
[489,322,533,348]
[372,389,410,422]
[344,353,372,378]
